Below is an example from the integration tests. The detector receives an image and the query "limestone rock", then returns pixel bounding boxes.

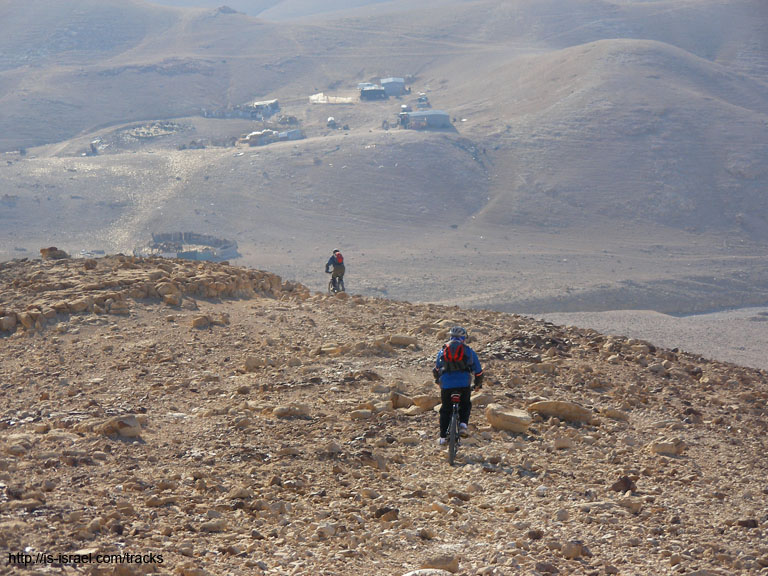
[527,400,593,423]
[610,476,637,493]
[68,297,92,313]
[470,391,493,406]
[391,391,414,409]
[108,300,131,315]
[0,314,17,332]
[402,405,425,416]
[553,436,574,450]
[562,540,584,559]
[650,437,685,456]
[200,518,227,532]
[602,408,630,421]
[350,409,373,420]
[485,403,531,433]
[273,403,311,419]
[389,334,419,347]
[412,394,441,410]
[244,356,266,371]
[95,415,142,438]
[617,497,643,514]
[421,554,459,573]
[40,246,69,259]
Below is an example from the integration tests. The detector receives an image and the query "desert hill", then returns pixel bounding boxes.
[1,255,767,575]
[2,0,768,320]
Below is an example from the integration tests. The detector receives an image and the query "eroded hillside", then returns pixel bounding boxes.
[1,255,767,575]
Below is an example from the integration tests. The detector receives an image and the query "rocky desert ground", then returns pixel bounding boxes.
[1,254,767,575]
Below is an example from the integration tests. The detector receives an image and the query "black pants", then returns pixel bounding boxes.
[331,266,345,290]
[439,387,472,438]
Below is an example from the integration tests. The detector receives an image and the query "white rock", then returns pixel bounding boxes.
[649,437,685,456]
[553,436,574,450]
[527,400,592,423]
[389,334,419,347]
[485,404,531,433]
[349,409,372,420]
[412,394,441,410]
[96,415,142,438]
[421,554,459,573]
[273,403,311,419]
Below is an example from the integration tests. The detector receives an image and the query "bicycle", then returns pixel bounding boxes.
[447,385,475,466]
[327,274,345,294]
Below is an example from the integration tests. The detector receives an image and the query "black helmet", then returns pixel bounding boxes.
[449,326,467,339]
[333,249,340,254]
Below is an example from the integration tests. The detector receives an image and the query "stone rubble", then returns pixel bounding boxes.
[0,255,767,575]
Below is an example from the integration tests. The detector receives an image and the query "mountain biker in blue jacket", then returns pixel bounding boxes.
[325,249,345,292]
[433,326,484,445]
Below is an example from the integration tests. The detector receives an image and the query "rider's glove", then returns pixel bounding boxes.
[474,373,484,390]
[432,367,440,384]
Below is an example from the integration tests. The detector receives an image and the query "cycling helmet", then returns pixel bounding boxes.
[333,249,340,254]
[449,326,467,340]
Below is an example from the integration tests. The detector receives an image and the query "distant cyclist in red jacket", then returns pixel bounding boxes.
[325,249,345,292]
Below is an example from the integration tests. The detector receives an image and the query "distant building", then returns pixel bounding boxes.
[381,77,406,96]
[251,99,279,118]
[360,86,387,101]
[278,129,305,141]
[243,129,278,146]
[242,128,304,146]
[404,110,452,129]
[309,92,354,104]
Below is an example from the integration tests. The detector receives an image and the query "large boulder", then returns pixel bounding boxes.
[527,400,593,423]
[40,246,69,259]
[0,314,17,332]
[273,403,311,419]
[389,334,419,347]
[95,415,142,438]
[412,394,441,411]
[485,404,531,433]
[419,555,459,574]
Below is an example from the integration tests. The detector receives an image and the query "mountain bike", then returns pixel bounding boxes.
[447,392,463,465]
[327,275,345,294]
[447,385,475,465]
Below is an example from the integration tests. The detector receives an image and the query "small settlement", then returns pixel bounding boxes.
[221,74,454,149]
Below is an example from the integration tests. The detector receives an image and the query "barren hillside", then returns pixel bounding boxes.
[2,0,768,319]
[1,255,767,575]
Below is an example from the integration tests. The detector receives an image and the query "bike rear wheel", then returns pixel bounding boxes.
[448,409,459,465]
[328,277,345,294]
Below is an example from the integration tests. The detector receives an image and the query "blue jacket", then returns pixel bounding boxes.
[435,338,483,389]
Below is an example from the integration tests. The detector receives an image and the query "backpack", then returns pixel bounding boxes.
[441,340,471,373]
[335,252,344,265]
